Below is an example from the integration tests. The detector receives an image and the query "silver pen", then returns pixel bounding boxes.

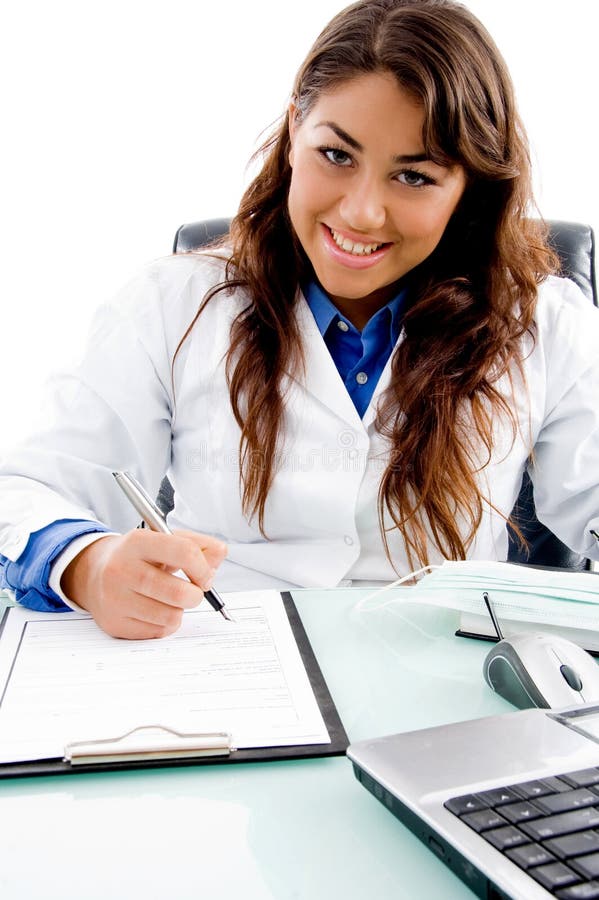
[113,470,232,622]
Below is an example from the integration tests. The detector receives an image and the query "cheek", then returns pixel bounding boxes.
[289,157,336,216]
[287,167,302,224]
[287,175,306,236]
[398,196,461,243]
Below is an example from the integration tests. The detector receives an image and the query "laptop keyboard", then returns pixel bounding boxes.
[444,767,599,898]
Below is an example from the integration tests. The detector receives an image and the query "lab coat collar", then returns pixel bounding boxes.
[303,279,405,348]
[293,291,402,431]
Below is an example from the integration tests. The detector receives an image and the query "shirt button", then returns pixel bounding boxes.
[356,372,368,385]
[344,535,354,546]
[337,320,349,332]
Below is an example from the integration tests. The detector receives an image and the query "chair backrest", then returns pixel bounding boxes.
[173,218,231,253]
[170,218,597,569]
[508,222,596,570]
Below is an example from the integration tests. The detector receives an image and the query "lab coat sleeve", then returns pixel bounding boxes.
[0,260,186,563]
[526,277,599,559]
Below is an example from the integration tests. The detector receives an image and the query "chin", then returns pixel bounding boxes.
[316,270,398,303]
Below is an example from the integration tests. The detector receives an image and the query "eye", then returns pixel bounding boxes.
[396,169,436,188]
[319,147,353,167]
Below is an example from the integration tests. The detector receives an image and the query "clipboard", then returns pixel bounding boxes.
[0,591,348,779]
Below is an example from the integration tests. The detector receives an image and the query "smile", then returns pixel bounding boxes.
[328,226,385,256]
[321,224,392,270]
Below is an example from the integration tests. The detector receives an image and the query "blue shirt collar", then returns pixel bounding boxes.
[303,280,407,344]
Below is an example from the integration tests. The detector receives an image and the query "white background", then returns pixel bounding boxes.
[1,0,597,451]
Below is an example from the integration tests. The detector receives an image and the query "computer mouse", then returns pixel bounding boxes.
[483,632,599,710]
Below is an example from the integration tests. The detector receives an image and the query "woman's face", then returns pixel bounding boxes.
[288,72,467,327]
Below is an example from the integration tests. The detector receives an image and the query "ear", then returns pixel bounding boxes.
[288,102,299,167]
[288,102,299,139]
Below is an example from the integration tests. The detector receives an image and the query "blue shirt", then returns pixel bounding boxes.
[0,519,110,612]
[1,280,407,613]
[304,280,406,417]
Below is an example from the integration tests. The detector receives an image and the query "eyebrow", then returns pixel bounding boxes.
[315,121,430,164]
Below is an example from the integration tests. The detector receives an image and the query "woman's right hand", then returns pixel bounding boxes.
[60,529,228,640]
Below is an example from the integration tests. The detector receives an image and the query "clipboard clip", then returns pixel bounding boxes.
[64,725,233,766]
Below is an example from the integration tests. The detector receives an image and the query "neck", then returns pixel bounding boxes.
[327,281,404,331]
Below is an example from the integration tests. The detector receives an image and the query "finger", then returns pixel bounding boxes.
[128,560,207,610]
[122,531,216,591]
[174,530,228,569]
[90,586,184,639]
[127,586,189,624]
[146,532,223,592]
[106,615,182,641]
[99,585,186,632]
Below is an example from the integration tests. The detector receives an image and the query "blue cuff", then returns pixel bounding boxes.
[0,519,111,613]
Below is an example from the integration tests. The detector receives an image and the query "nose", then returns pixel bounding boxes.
[338,172,387,234]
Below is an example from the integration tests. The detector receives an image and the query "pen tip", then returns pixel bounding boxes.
[220,608,235,623]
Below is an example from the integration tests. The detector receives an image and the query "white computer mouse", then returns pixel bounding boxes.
[483,632,599,710]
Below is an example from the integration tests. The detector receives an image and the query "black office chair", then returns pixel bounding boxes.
[165,218,597,570]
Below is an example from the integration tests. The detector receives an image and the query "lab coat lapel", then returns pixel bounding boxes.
[293,295,365,429]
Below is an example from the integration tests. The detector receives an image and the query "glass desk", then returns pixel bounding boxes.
[0,588,513,899]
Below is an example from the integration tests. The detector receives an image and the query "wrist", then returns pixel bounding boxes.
[61,534,119,610]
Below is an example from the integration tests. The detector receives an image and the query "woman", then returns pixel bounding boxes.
[1,0,598,639]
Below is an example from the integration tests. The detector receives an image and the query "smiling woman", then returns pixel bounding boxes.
[1,0,599,641]
[223,0,558,566]
[287,72,467,324]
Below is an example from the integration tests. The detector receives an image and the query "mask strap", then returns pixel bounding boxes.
[352,565,441,614]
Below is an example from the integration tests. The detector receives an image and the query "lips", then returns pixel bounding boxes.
[321,223,392,270]
[328,226,386,256]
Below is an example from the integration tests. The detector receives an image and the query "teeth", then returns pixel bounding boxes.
[329,228,384,256]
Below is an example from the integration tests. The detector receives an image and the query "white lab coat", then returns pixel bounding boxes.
[2,251,599,592]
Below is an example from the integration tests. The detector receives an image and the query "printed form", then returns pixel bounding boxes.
[0,591,330,764]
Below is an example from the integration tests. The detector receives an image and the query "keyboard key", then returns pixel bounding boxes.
[460,809,507,832]
[541,776,575,793]
[505,842,555,869]
[521,808,599,841]
[562,770,599,789]
[476,787,520,807]
[529,861,579,891]
[512,779,557,800]
[571,853,599,880]
[483,825,529,851]
[444,794,487,815]
[556,881,599,899]
[500,800,543,824]
[546,832,599,860]
[535,789,599,815]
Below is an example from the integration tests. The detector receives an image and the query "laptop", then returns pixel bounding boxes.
[347,704,599,899]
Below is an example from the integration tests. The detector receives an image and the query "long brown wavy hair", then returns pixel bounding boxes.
[178,0,558,568]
